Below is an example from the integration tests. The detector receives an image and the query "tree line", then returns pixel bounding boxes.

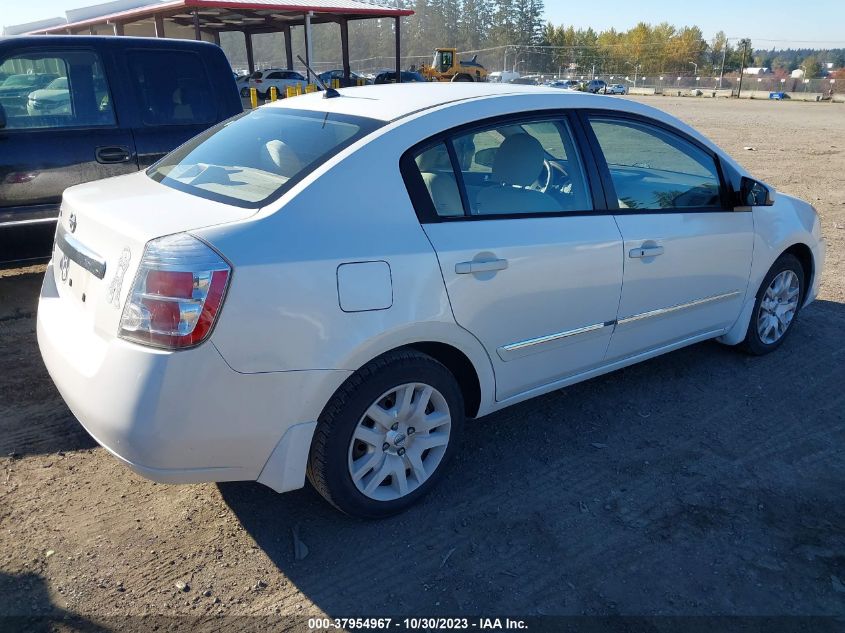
[222,1,842,79]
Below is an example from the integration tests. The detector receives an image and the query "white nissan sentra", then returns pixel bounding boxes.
[38,83,824,517]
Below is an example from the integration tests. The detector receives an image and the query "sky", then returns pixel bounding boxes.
[2,0,844,47]
[544,0,845,48]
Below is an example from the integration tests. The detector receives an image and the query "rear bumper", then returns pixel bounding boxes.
[37,263,350,489]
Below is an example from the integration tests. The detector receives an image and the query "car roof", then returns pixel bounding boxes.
[0,35,221,53]
[266,82,601,121]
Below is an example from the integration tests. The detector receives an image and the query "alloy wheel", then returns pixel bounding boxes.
[347,382,451,501]
[756,270,800,345]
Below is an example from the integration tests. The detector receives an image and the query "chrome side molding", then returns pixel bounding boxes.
[497,290,742,362]
[497,321,612,361]
[616,290,741,326]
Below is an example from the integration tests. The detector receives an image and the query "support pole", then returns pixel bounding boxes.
[192,10,201,41]
[304,12,314,83]
[340,19,350,85]
[395,16,401,83]
[111,22,124,36]
[282,24,293,70]
[244,31,255,75]
[212,31,220,46]
[154,14,165,38]
[736,38,749,99]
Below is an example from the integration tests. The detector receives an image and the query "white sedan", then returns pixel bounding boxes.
[38,84,824,518]
[605,83,627,95]
[247,68,306,98]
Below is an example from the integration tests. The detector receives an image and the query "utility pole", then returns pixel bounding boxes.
[718,41,727,89]
[736,38,750,98]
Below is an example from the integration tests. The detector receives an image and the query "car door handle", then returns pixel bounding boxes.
[95,146,132,164]
[455,258,508,274]
[629,246,664,258]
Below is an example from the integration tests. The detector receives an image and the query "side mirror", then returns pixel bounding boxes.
[474,147,497,168]
[0,104,6,129]
[738,176,774,207]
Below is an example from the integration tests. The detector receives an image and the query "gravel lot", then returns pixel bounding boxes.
[1,97,843,628]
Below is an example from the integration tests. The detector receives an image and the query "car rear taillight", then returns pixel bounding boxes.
[255,79,263,83]
[119,233,230,350]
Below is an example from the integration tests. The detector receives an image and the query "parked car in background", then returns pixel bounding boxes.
[37,83,824,518]
[605,83,627,95]
[549,79,578,89]
[488,70,520,83]
[587,79,607,93]
[26,76,71,115]
[510,76,538,85]
[234,71,251,96]
[373,69,427,84]
[317,68,368,86]
[248,68,306,98]
[0,72,57,115]
[0,36,242,264]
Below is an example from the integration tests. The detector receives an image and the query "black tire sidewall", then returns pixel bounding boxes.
[744,254,805,354]
[316,355,464,519]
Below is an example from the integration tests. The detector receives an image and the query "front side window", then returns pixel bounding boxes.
[589,117,723,210]
[127,50,215,126]
[0,50,114,129]
[148,108,383,207]
[409,116,592,218]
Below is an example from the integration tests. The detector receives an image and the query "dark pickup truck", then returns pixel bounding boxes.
[0,36,242,264]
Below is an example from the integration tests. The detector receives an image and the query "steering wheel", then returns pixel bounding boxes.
[538,160,572,194]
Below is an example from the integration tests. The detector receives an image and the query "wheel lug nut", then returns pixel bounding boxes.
[382,442,390,451]
[408,427,415,435]
[398,447,405,457]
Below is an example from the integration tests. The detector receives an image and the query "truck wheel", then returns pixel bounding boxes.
[452,74,473,82]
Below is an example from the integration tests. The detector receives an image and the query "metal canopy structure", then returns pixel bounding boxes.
[21,0,413,83]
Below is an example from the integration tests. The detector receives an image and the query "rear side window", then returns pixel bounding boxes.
[407,116,593,219]
[127,50,215,126]
[589,118,723,210]
[0,49,114,129]
[148,108,383,207]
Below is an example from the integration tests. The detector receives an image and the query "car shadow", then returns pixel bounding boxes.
[221,299,845,616]
[0,572,108,631]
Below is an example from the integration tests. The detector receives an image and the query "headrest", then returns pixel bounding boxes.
[416,145,452,172]
[492,133,544,186]
[264,140,302,177]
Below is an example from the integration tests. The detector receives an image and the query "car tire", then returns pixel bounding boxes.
[240,87,249,97]
[307,349,465,519]
[739,253,805,355]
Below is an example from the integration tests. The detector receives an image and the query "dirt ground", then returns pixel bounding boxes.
[1,97,844,630]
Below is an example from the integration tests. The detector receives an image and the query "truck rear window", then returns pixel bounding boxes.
[147,108,383,208]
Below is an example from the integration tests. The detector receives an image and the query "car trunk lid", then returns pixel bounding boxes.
[50,171,255,342]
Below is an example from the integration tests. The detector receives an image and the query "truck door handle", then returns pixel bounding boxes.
[95,146,132,164]
[455,258,508,274]
[629,245,664,258]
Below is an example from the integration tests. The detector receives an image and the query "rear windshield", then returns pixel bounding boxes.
[147,108,383,208]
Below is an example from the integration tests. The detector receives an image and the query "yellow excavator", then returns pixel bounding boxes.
[421,48,488,82]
